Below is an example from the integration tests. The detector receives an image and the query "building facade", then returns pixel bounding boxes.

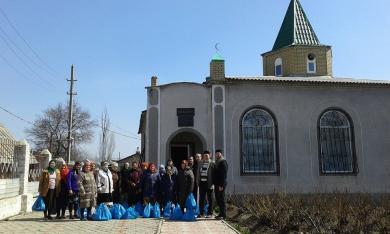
[140,0,390,194]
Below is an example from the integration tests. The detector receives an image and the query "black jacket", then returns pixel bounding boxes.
[213,159,228,187]
[176,167,194,205]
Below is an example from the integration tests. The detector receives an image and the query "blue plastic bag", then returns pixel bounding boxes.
[93,203,112,221]
[182,207,196,221]
[163,202,173,218]
[76,208,87,218]
[170,204,183,220]
[152,202,161,218]
[194,205,200,216]
[32,196,45,211]
[185,193,197,209]
[135,202,143,217]
[111,204,126,219]
[122,207,138,219]
[143,203,152,218]
[121,202,129,209]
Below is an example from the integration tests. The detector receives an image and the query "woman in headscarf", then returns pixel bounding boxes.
[120,162,131,204]
[66,161,81,219]
[96,161,114,205]
[127,161,142,206]
[140,163,160,205]
[78,160,97,221]
[55,158,69,219]
[109,162,120,204]
[38,159,61,220]
[160,165,176,206]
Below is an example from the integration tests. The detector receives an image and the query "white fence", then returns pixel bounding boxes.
[0,141,50,220]
[0,179,20,200]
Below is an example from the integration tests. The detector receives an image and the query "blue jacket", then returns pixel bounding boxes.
[141,171,160,199]
[66,169,79,191]
[160,173,176,202]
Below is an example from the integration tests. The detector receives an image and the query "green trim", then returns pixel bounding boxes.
[211,53,224,61]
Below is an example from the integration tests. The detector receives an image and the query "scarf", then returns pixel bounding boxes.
[47,167,55,174]
[60,166,69,181]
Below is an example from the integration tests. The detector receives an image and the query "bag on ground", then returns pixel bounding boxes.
[93,203,112,221]
[143,203,152,218]
[152,202,160,218]
[111,203,126,219]
[182,206,196,221]
[32,196,45,211]
[121,202,129,209]
[163,201,172,218]
[135,202,143,217]
[122,207,138,219]
[185,193,197,209]
[170,204,183,220]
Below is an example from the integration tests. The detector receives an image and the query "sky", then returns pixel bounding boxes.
[1,0,390,160]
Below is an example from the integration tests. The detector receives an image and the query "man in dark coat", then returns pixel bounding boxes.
[212,150,228,219]
[176,160,194,213]
[192,153,202,202]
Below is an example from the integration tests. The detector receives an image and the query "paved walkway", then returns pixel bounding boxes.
[0,212,238,234]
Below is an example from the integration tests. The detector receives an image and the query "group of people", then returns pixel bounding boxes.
[38,149,228,221]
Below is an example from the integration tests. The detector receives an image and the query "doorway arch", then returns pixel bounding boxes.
[165,128,207,168]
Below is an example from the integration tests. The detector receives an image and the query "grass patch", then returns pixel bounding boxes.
[226,193,390,233]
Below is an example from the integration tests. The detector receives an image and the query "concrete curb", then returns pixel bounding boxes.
[221,219,241,234]
[156,218,164,234]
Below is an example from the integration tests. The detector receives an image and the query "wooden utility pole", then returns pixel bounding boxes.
[67,65,77,164]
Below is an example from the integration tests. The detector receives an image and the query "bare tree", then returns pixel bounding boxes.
[26,102,95,160]
[99,108,115,162]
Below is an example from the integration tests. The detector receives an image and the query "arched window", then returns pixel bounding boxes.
[274,58,283,76]
[241,108,278,174]
[318,109,356,174]
[307,53,316,73]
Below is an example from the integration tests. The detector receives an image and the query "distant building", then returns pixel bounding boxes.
[140,0,390,193]
[116,151,142,168]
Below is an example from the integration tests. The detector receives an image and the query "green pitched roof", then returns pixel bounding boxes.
[272,0,320,51]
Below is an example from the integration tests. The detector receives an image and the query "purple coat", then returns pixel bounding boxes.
[66,169,80,191]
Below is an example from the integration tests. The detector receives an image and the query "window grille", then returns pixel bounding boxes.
[319,110,356,174]
[241,108,278,174]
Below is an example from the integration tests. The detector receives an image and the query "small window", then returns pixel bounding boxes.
[307,53,316,73]
[274,58,282,76]
[177,108,195,127]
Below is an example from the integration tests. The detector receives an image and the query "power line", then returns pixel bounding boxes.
[0,24,55,78]
[0,32,59,90]
[0,104,140,141]
[0,7,58,76]
[0,52,50,90]
[110,122,140,138]
[0,105,34,125]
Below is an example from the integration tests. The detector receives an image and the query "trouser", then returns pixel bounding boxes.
[97,193,112,205]
[43,189,56,217]
[215,187,226,217]
[112,190,120,204]
[193,183,199,202]
[68,191,80,217]
[80,207,92,220]
[199,181,213,216]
